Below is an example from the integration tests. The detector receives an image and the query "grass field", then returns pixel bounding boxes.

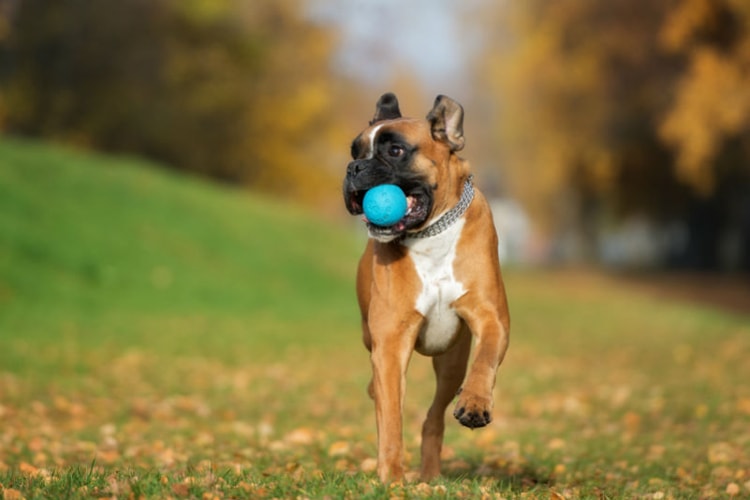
[1,138,749,499]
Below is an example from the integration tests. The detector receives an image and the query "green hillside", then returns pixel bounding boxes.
[0,137,361,369]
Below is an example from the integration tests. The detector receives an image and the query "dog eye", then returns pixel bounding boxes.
[388,145,405,157]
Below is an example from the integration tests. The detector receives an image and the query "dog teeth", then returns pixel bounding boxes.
[406,196,416,216]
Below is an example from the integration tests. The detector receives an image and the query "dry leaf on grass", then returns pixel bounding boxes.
[284,427,316,446]
[328,441,350,457]
[359,457,377,473]
[2,489,24,500]
[708,442,736,464]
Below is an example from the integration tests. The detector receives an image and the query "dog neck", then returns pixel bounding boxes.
[404,175,474,241]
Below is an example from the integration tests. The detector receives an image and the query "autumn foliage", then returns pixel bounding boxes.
[659,0,750,195]
[0,0,351,203]
[479,0,750,268]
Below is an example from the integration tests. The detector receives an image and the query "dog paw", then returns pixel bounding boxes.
[453,391,492,429]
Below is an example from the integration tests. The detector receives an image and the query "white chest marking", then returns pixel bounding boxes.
[405,219,467,355]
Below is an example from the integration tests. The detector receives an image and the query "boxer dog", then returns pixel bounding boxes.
[343,93,511,482]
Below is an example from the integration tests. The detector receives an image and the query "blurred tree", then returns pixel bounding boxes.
[659,0,750,194]
[0,0,348,204]
[478,0,750,269]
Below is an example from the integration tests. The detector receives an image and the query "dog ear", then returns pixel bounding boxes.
[370,92,402,124]
[427,95,465,152]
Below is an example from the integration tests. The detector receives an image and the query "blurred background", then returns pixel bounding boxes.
[3,3,750,496]
[1,0,749,273]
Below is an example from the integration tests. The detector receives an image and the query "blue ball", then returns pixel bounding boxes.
[363,184,408,226]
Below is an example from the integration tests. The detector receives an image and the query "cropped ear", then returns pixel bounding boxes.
[370,92,402,124]
[426,95,465,151]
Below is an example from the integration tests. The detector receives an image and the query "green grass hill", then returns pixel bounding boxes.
[0,137,362,370]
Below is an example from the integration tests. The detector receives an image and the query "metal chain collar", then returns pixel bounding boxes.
[406,175,474,240]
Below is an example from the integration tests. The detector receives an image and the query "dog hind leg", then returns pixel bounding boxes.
[419,324,472,481]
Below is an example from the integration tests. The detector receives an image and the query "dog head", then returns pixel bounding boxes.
[343,93,470,242]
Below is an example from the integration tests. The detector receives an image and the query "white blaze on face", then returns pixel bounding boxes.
[404,219,467,355]
[364,123,385,159]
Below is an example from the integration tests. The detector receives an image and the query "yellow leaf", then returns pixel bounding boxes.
[360,457,377,473]
[2,489,24,500]
[284,427,316,446]
[708,442,735,464]
[547,438,566,450]
[18,462,38,477]
[327,441,350,457]
[550,490,567,500]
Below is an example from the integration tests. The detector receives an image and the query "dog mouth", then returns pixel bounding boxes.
[348,187,432,237]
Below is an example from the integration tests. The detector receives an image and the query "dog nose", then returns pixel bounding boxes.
[347,160,367,177]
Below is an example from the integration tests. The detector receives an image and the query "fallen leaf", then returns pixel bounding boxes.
[550,490,566,500]
[284,428,315,446]
[708,442,735,464]
[712,466,733,480]
[171,483,190,497]
[360,457,377,473]
[333,458,349,471]
[737,398,750,415]
[2,488,24,500]
[547,438,566,450]
[18,462,38,476]
[328,441,350,457]
[97,450,120,464]
[726,483,740,496]
[647,444,665,461]
[414,482,432,496]
[622,411,641,432]
[31,452,46,466]
[27,437,44,453]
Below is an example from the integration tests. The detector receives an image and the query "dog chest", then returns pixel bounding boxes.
[405,219,466,355]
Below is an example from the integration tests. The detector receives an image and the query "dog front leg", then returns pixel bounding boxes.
[368,313,421,483]
[370,343,409,482]
[453,302,510,428]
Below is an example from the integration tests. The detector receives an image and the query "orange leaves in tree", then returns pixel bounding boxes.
[478,0,750,230]
[658,0,750,195]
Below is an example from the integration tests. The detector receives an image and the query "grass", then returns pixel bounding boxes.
[0,137,749,499]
